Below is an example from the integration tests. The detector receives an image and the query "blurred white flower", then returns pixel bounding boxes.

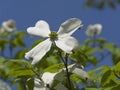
[86,24,102,36]
[25,18,82,64]
[2,19,16,32]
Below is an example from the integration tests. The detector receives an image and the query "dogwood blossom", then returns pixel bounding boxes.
[25,18,82,64]
[34,72,64,90]
[2,19,16,32]
[86,24,102,36]
[33,64,89,90]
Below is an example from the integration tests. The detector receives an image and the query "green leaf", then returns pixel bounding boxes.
[113,61,120,78]
[88,66,110,84]
[7,59,32,68]
[84,0,92,8]
[70,47,88,66]
[9,69,35,78]
[118,0,120,3]
[84,87,99,90]
[0,57,11,79]
[101,70,120,87]
[104,43,116,50]
[111,85,120,90]
[98,1,105,9]
[11,31,26,47]
[108,1,116,9]
[44,63,64,73]
[0,38,8,50]
[32,40,43,48]
[14,49,29,59]
[84,39,93,45]
[111,48,120,64]
[88,56,98,65]
[27,78,34,90]
[97,38,106,44]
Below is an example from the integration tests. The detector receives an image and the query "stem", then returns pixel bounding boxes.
[31,68,42,81]
[9,44,13,58]
[58,51,72,90]
[92,34,97,47]
[64,54,72,90]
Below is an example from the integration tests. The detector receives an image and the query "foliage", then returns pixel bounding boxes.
[0,18,120,90]
[85,0,120,10]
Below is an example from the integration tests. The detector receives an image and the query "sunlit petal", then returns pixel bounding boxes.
[55,36,79,53]
[57,18,82,36]
[42,72,57,87]
[27,20,51,38]
[25,39,52,64]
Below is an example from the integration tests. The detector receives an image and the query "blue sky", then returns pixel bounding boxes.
[0,0,120,46]
[0,0,120,89]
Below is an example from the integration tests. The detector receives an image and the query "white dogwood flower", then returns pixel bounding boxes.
[33,64,88,90]
[86,24,102,36]
[25,18,82,64]
[34,72,64,90]
[2,19,16,32]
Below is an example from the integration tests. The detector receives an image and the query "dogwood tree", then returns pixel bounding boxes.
[0,18,120,90]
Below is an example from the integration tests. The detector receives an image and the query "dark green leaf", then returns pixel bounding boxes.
[32,40,43,48]
[98,1,105,9]
[9,69,35,78]
[108,1,116,9]
[27,78,34,90]
[97,38,106,44]
[14,49,29,59]
[44,63,64,72]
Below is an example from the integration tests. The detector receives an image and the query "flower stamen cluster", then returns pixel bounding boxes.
[49,31,58,41]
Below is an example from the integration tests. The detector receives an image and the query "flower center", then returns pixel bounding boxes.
[7,20,16,29]
[49,31,58,41]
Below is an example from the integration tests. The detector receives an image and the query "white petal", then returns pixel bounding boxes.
[72,68,89,79]
[34,78,49,90]
[67,64,76,72]
[57,18,82,36]
[25,39,52,64]
[62,64,89,79]
[54,83,68,90]
[42,72,57,87]
[27,20,51,38]
[54,70,66,82]
[55,36,79,53]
